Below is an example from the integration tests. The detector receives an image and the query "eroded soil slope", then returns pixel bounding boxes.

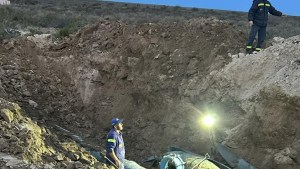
[45,18,245,160]
[0,98,105,168]
[0,17,245,165]
[4,17,300,169]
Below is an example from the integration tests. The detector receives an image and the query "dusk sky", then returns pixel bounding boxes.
[110,0,300,16]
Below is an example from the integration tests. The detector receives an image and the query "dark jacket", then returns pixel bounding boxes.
[106,129,125,165]
[248,0,282,26]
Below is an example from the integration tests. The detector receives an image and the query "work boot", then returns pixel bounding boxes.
[255,48,262,52]
[246,48,253,54]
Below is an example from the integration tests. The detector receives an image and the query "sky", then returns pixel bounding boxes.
[110,0,300,16]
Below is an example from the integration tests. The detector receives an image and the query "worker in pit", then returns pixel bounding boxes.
[106,118,125,169]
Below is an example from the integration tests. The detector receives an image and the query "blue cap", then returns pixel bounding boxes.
[111,118,124,126]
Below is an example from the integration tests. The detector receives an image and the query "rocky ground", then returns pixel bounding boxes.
[0,98,110,168]
[0,8,300,169]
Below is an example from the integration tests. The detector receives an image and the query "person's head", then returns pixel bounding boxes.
[111,118,124,131]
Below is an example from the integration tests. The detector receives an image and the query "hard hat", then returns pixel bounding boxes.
[111,118,124,126]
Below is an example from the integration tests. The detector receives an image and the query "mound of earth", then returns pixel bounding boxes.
[0,98,108,168]
[1,15,299,169]
[217,36,300,169]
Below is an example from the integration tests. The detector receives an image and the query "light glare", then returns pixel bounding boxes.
[203,115,215,127]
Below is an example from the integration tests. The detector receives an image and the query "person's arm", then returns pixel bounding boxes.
[268,4,282,16]
[106,136,121,167]
[248,1,259,22]
[108,151,121,167]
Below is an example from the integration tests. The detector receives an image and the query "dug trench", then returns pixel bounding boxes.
[1,17,300,169]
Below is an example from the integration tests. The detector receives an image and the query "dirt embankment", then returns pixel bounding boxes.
[1,16,299,169]
[216,36,300,169]
[43,18,245,163]
[0,17,245,167]
[0,98,106,168]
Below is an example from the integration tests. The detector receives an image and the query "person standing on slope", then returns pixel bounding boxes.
[246,0,285,54]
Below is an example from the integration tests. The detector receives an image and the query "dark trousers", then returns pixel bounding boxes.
[246,24,267,49]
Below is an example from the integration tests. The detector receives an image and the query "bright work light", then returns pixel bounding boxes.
[202,115,216,127]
